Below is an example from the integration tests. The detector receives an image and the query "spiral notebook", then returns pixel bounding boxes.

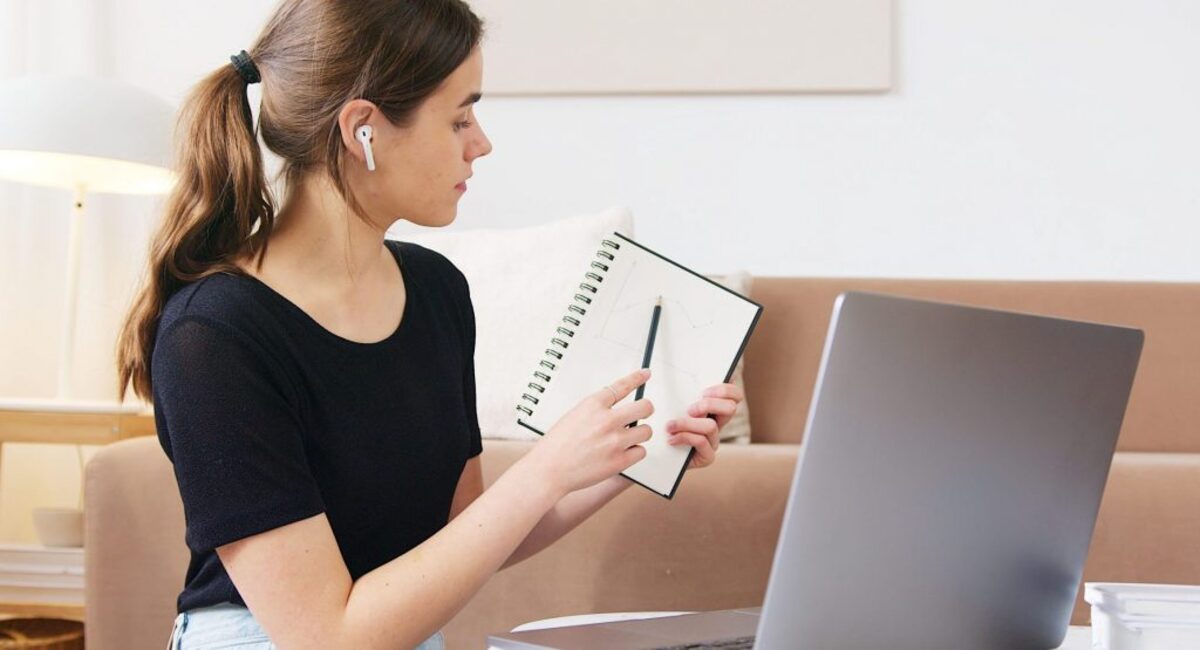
[516,232,764,498]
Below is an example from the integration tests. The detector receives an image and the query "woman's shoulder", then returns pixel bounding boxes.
[387,239,470,293]
[387,238,452,269]
[158,272,279,344]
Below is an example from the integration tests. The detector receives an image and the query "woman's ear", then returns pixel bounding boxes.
[337,99,378,167]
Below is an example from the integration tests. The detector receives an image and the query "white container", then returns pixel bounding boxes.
[1085,582,1200,650]
[31,507,84,548]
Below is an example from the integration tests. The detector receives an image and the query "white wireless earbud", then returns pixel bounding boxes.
[355,124,376,172]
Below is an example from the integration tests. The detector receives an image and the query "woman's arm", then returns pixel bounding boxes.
[500,473,633,569]
[218,368,655,650]
[494,390,734,570]
[475,381,745,570]
[448,454,633,571]
[219,452,561,650]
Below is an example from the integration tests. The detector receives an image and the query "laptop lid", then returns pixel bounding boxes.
[755,292,1143,649]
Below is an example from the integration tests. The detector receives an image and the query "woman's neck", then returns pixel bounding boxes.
[248,175,393,291]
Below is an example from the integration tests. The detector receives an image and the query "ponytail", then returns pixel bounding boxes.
[116,0,485,403]
[116,60,274,402]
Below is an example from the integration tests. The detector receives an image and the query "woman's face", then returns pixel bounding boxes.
[353,47,492,229]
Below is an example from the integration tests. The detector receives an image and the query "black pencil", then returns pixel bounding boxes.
[628,296,662,427]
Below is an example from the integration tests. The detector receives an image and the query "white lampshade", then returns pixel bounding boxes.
[0,75,175,195]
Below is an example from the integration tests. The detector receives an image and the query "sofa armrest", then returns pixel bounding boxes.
[1074,452,1200,624]
[84,437,187,650]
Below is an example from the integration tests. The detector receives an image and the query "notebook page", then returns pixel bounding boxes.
[520,233,762,497]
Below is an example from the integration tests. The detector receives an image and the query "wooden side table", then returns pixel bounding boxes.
[0,400,155,621]
[0,399,155,477]
[0,399,155,448]
[0,603,84,622]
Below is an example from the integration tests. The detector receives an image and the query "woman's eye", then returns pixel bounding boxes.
[453,119,473,132]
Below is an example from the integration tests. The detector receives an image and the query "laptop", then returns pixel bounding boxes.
[488,292,1144,650]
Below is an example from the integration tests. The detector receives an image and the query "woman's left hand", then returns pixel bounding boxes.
[665,382,744,469]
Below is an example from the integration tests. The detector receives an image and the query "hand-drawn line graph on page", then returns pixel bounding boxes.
[595,257,724,387]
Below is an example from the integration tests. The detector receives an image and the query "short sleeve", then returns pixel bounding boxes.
[152,316,325,551]
[457,271,484,458]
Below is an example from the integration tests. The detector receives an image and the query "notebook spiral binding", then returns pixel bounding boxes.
[517,237,622,419]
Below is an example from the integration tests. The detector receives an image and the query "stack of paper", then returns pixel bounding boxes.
[0,542,84,606]
[1085,582,1200,649]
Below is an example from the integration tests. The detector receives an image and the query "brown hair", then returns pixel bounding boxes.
[116,0,484,401]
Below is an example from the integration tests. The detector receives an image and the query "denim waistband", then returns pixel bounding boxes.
[168,603,445,649]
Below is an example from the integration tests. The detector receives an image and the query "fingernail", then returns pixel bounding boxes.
[641,368,651,376]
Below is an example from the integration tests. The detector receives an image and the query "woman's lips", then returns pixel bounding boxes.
[455,182,467,192]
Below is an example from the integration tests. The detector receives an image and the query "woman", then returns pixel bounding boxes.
[116,1,743,648]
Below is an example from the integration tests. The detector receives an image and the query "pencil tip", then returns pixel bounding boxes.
[656,295,662,306]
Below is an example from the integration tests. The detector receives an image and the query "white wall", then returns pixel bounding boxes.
[450,2,1199,280]
[105,0,1200,283]
[0,0,1197,541]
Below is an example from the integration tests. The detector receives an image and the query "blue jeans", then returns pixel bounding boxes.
[167,603,445,649]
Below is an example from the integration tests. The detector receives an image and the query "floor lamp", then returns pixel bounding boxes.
[0,75,174,547]
[0,75,175,400]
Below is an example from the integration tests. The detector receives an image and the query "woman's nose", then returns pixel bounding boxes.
[469,126,493,160]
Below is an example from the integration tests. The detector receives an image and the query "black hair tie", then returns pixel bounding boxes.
[230,50,261,85]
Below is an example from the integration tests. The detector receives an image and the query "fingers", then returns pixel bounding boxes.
[611,397,654,425]
[621,443,648,467]
[668,431,716,467]
[619,423,653,448]
[665,416,718,437]
[701,382,745,402]
[595,368,651,405]
[686,396,738,419]
[667,416,720,456]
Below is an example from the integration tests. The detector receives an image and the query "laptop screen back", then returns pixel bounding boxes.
[756,292,1143,649]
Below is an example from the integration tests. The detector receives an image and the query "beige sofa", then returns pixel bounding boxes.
[84,278,1200,649]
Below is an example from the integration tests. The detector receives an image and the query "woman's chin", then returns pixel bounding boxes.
[402,205,459,229]
[436,205,460,226]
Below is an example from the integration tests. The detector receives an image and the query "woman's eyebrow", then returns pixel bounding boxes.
[458,92,482,108]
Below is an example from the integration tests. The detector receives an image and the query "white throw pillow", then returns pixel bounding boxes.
[400,207,634,440]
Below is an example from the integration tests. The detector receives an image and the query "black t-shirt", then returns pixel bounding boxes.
[151,240,483,613]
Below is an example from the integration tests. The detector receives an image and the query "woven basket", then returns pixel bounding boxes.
[0,619,83,650]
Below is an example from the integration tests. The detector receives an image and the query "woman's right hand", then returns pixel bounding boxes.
[526,368,655,497]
